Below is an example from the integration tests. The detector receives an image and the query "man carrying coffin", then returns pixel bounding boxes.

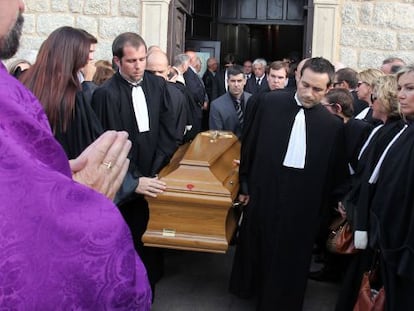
[230,57,348,311]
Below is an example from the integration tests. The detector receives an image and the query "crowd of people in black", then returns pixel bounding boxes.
[4,11,414,309]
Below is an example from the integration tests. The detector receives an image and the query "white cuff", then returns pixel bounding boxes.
[354,231,368,249]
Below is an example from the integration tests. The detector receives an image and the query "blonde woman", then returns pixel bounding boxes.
[354,68,384,124]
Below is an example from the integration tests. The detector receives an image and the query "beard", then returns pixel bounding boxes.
[0,13,24,60]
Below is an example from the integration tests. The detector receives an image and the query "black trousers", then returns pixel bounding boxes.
[118,196,164,291]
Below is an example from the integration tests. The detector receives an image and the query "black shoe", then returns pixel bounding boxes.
[308,267,341,283]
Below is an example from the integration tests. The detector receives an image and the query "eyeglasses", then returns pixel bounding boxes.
[357,81,368,88]
[333,81,343,87]
[370,93,378,102]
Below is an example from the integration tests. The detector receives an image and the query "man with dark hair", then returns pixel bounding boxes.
[380,56,405,74]
[242,61,289,142]
[213,53,236,100]
[334,67,368,115]
[243,59,253,80]
[209,65,251,139]
[266,60,289,91]
[92,32,177,298]
[230,57,348,311]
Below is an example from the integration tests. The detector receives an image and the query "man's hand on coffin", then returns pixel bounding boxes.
[136,176,167,197]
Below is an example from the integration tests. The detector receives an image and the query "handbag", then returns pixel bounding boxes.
[353,253,385,311]
[326,217,359,254]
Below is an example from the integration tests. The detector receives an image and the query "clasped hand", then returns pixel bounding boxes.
[69,131,131,201]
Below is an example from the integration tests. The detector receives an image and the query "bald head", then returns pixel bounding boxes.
[147,45,162,55]
[295,58,310,84]
[146,50,169,80]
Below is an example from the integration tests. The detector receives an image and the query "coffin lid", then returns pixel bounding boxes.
[159,131,240,197]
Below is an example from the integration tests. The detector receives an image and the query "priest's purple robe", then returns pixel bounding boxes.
[0,63,151,310]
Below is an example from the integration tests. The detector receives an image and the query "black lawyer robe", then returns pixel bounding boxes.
[335,117,404,311]
[351,117,405,231]
[369,123,414,310]
[169,81,201,142]
[230,91,348,311]
[344,118,373,173]
[53,91,139,205]
[91,71,178,288]
[54,91,102,160]
[165,81,188,145]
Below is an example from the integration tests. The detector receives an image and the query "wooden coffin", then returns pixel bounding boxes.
[143,130,240,253]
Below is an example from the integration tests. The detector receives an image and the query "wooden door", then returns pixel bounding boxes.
[167,0,191,63]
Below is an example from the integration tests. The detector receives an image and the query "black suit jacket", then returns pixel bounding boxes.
[183,67,206,106]
[351,90,368,116]
[202,70,216,102]
[244,75,269,95]
[213,69,227,101]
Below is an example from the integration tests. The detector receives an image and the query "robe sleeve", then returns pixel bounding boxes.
[150,82,179,175]
[91,86,124,131]
[165,84,187,145]
[239,93,265,195]
[324,124,350,208]
[175,91,188,145]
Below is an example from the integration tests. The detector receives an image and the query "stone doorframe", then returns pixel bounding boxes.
[141,0,172,52]
[311,0,341,62]
[141,0,342,62]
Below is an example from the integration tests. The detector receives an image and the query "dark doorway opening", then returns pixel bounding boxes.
[184,0,308,67]
[216,23,303,64]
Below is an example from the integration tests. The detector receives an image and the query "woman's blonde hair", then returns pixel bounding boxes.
[372,75,400,119]
[357,68,384,87]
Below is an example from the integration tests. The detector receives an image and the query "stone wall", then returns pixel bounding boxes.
[10,0,414,71]
[340,0,414,70]
[15,0,142,63]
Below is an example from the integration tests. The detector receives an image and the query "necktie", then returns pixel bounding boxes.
[235,99,244,126]
[256,78,261,86]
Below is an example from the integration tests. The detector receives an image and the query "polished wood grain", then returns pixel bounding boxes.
[143,131,240,253]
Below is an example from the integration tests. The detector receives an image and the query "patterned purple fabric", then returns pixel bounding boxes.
[0,63,152,310]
